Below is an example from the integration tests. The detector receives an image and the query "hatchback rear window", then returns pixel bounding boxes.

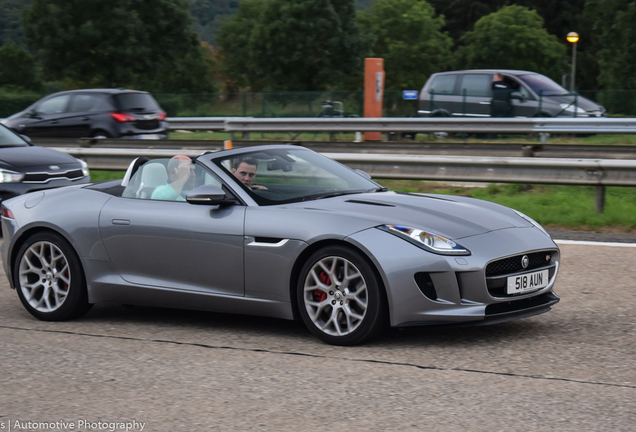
[114,93,160,111]
[429,75,457,95]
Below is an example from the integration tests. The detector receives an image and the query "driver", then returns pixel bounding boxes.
[232,157,267,190]
[151,155,196,201]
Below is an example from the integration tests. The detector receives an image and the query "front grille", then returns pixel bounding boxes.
[23,169,85,184]
[486,251,554,277]
[134,119,160,130]
[485,249,558,297]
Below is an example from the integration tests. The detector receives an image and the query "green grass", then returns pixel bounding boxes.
[90,170,636,232]
[90,170,126,182]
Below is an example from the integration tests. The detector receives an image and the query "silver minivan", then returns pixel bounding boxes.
[418,69,605,118]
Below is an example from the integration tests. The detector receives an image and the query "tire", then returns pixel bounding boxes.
[297,246,387,346]
[14,232,92,321]
[90,129,112,138]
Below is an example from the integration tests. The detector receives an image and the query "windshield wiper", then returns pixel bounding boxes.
[302,190,365,201]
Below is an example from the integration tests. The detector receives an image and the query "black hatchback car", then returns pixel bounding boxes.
[1,89,168,139]
[0,124,90,204]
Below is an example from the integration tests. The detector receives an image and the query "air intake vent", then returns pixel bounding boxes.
[414,272,437,300]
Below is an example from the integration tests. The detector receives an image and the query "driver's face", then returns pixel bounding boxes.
[232,162,257,187]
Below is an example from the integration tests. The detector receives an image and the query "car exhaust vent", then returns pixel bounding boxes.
[414,272,437,301]
[345,200,395,207]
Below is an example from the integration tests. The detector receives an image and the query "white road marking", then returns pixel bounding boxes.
[555,239,636,248]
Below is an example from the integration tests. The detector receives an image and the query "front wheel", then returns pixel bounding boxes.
[297,246,387,345]
[14,232,92,321]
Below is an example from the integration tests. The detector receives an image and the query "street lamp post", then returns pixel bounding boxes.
[567,32,579,92]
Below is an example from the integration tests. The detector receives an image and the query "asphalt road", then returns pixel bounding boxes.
[1,241,634,432]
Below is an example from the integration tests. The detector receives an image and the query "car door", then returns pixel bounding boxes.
[98,163,246,296]
[62,94,102,137]
[424,74,461,116]
[21,94,71,137]
[509,80,540,117]
[457,74,493,117]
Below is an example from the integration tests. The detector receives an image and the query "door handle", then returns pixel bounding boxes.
[112,219,131,225]
[82,117,89,121]
[479,101,491,105]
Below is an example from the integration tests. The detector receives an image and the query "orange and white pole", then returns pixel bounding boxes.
[363,58,384,141]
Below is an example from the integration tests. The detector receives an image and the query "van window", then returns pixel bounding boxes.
[460,74,492,97]
[429,75,457,95]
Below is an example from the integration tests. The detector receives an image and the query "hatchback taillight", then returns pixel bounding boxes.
[2,205,14,219]
[157,111,167,121]
[111,112,135,123]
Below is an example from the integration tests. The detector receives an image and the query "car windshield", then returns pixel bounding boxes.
[0,124,28,147]
[517,74,570,96]
[114,93,161,111]
[214,148,383,205]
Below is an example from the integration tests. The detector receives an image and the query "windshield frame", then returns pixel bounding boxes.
[212,147,382,206]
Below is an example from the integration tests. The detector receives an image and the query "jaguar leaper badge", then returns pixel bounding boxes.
[521,255,529,269]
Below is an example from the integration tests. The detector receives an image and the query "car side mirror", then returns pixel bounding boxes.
[186,185,235,205]
[511,92,525,102]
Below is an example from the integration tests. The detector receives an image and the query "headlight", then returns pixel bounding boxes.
[560,103,586,114]
[379,225,470,255]
[0,168,25,183]
[513,209,550,238]
[78,159,90,177]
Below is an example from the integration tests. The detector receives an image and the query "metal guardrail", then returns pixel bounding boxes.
[167,117,251,131]
[51,147,636,187]
[166,116,636,136]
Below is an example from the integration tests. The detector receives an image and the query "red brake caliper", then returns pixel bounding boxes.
[313,271,331,302]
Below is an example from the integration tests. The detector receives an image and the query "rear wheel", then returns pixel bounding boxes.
[90,129,112,138]
[297,246,387,345]
[14,232,92,321]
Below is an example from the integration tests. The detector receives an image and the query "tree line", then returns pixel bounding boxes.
[0,0,632,95]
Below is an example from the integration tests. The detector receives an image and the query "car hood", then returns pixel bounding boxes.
[540,94,603,112]
[289,191,532,239]
[0,146,81,171]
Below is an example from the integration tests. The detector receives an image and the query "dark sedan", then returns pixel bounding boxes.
[0,124,90,204]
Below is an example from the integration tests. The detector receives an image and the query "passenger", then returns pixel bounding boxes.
[151,155,195,201]
[231,157,267,190]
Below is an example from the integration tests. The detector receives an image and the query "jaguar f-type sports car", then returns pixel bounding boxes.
[1,145,560,345]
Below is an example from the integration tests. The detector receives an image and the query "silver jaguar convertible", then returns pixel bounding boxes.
[0,145,560,345]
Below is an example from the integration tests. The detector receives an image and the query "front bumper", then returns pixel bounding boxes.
[346,226,560,327]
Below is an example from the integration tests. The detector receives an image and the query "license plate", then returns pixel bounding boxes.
[507,270,549,294]
[137,134,163,140]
